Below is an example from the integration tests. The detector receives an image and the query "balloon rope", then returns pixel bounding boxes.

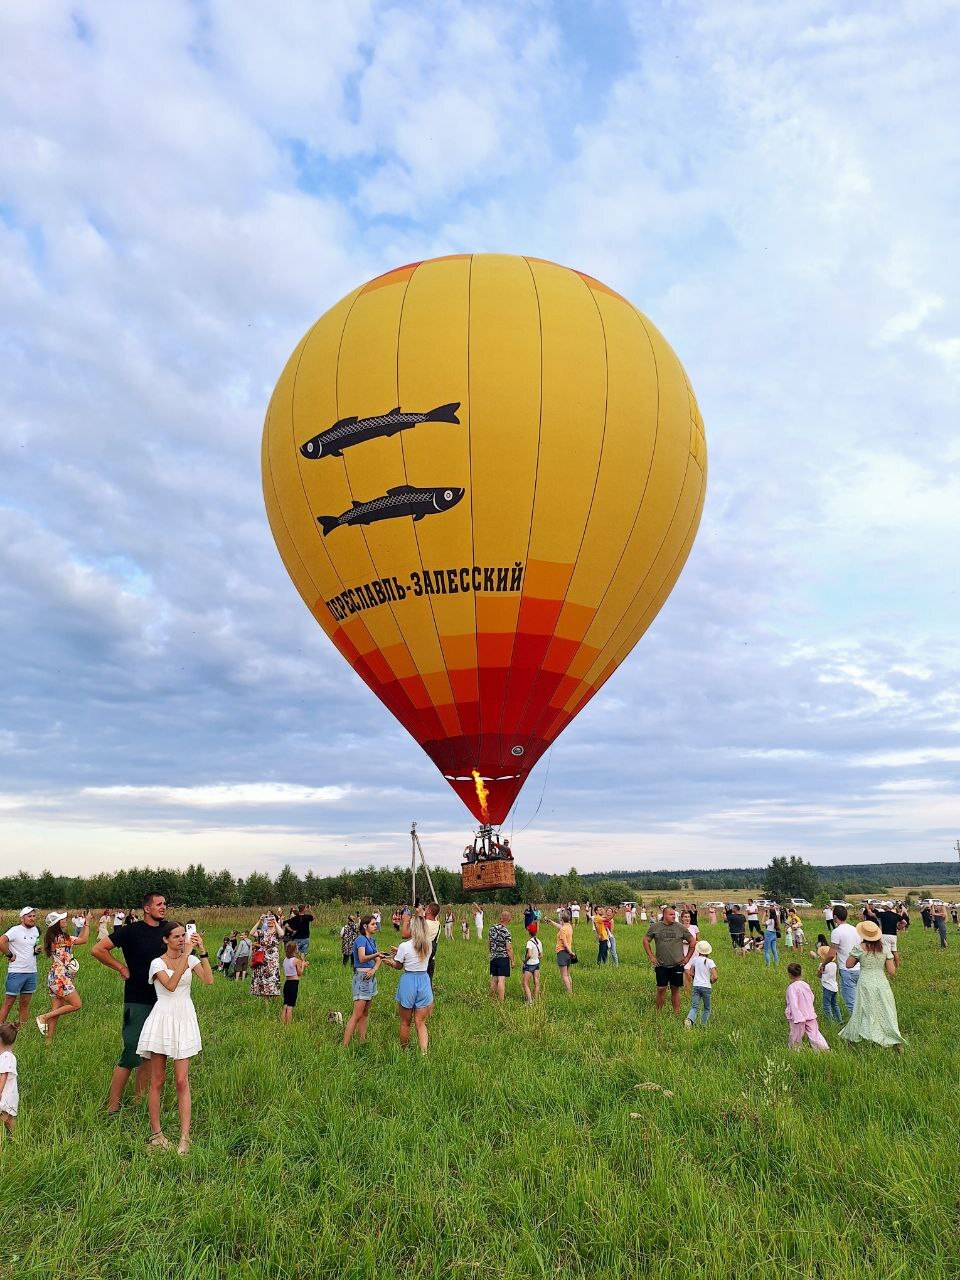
[515,746,553,837]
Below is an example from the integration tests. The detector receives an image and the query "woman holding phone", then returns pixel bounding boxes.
[36,910,92,1041]
[380,915,433,1054]
[136,920,213,1153]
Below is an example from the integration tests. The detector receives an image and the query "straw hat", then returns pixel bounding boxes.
[817,944,832,960]
[856,921,882,942]
[696,939,713,956]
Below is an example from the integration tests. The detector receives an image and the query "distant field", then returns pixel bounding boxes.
[2,911,958,1279]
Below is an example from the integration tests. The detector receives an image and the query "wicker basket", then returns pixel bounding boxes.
[460,859,516,891]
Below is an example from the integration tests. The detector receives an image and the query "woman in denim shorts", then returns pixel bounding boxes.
[342,916,381,1047]
[380,916,434,1055]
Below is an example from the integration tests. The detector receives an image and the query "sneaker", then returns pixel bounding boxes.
[683,1020,693,1030]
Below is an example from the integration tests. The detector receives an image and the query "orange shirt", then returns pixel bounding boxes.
[555,923,573,953]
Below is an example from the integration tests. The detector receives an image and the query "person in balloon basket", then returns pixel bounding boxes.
[643,907,696,1015]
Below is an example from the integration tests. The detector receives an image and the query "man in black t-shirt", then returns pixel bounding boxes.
[91,890,168,1114]
[727,906,747,950]
[874,903,903,969]
[286,905,314,956]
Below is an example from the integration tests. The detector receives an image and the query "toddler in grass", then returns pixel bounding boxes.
[785,963,830,1051]
[684,940,717,1027]
[0,1022,18,1133]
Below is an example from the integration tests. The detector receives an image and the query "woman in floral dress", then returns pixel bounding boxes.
[37,910,91,1042]
[250,913,282,998]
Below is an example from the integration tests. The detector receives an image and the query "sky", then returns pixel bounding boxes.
[1,0,959,879]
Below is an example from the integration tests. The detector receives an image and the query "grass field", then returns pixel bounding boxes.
[2,908,958,1280]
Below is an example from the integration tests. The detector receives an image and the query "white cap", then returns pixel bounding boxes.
[45,911,68,927]
[19,906,36,917]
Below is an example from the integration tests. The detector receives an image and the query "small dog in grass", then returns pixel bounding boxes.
[326,1011,343,1026]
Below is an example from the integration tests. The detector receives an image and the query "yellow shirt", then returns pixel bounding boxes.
[556,923,573,953]
[594,916,608,941]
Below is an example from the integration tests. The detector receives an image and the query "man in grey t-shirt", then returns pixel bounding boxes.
[643,907,696,1014]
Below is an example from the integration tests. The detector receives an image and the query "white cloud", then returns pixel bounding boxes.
[81,783,351,808]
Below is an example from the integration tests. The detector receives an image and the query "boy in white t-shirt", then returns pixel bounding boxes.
[0,1022,19,1132]
[684,940,718,1028]
[816,944,842,1022]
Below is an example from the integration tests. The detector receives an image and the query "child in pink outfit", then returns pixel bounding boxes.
[785,963,830,1051]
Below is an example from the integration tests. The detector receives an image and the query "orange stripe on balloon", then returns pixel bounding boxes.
[522,558,573,598]
[361,263,421,294]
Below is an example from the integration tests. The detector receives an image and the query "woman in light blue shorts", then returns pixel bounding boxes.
[343,916,381,1047]
[381,916,434,1054]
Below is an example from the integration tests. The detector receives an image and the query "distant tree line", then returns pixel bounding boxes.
[1,857,953,912]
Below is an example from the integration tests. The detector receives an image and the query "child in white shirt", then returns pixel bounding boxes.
[521,934,543,1003]
[684,941,718,1027]
[817,944,842,1022]
[0,1022,19,1132]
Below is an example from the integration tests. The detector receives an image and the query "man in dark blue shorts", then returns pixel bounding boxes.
[643,906,696,1014]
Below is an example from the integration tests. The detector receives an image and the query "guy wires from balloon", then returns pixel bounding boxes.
[323,562,525,621]
[299,402,461,459]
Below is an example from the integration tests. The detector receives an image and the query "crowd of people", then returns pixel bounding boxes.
[0,888,950,1143]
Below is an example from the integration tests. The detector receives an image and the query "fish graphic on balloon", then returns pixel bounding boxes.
[300,402,461,459]
[317,485,465,536]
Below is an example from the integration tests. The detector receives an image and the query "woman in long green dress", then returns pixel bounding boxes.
[839,921,905,1051]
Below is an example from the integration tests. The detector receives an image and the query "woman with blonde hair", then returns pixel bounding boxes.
[381,914,434,1054]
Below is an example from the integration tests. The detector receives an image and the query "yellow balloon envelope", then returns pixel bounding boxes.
[262,254,706,824]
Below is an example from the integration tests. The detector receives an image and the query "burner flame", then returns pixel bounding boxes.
[471,769,489,820]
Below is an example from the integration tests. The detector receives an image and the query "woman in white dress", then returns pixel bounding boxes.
[136,920,213,1154]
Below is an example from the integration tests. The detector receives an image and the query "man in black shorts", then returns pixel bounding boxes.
[643,906,696,1014]
[91,890,168,1114]
[727,905,747,950]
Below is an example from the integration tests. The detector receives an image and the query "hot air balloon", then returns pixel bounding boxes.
[262,254,706,881]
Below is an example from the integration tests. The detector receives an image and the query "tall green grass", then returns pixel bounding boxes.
[1,911,957,1279]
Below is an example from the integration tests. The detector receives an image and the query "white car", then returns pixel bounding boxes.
[789,898,813,908]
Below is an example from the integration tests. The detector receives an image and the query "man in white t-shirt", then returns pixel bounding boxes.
[827,905,860,1016]
[473,907,484,940]
[113,910,125,928]
[0,908,41,1025]
[745,900,762,937]
[571,903,581,924]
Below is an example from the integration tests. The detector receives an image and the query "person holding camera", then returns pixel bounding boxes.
[137,919,213,1153]
[35,910,92,1041]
